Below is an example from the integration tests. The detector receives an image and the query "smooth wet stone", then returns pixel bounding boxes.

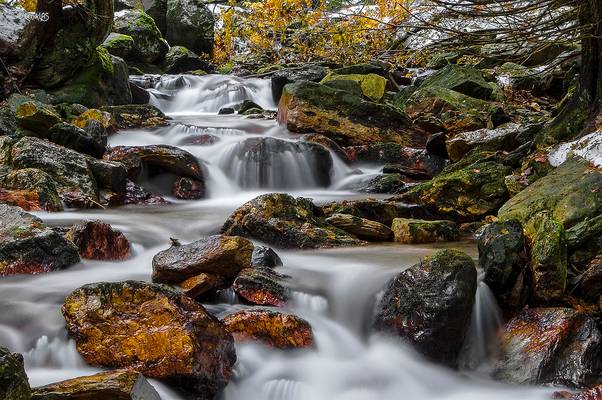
[172,177,205,199]
[446,123,521,162]
[251,246,283,269]
[223,309,314,349]
[279,81,424,147]
[100,104,167,129]
[326,213,393,241]
[372,249,477,368]
[0,204,80,276]
[31,370,160,400]
[177,273,226,299]
[62,281,236,399]
[47,122,108,158]
[222,193,364,249]
[152,235,254,284]
[477,220,527,306]
[65,221,131,261]
[494,308,602,387]
[391,218,459,244]
[0,346,31,400]
[106,145,203,181]
[321,199,399,226]
[88,159,128,195]
[232,268,290,307]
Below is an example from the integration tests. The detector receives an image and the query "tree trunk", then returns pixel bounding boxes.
[581,0,602,109]
[35,0,64,42]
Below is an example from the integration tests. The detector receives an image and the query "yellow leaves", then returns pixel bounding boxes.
[18,0,37,12]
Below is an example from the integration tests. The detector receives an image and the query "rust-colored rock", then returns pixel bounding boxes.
[172,177,205,200]
[223,309,315,349]
[62,281,236,399]
[494,308,602,387]
[233,268,290,307]
[0,189,58,212]
[569,385,602,400]
[152,235,254,284]
[66,221,131,261]
[31,370,161,400]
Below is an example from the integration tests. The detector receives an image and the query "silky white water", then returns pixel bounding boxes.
[0,75,555,400]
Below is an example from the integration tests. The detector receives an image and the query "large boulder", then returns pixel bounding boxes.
[477,220,527,307]
[446,123,521,162]
[372,249,477,368]
[221,193,364,249]
[401,154,511,221]
[325,213,393,241]
[10,136,99,202]
[320,73,387,102]
[102,32,135,60]
[391,218,459,244]
[165,0,214,56]
[113,9,168,63]
[418,65,502,101]
[31,370,160,400]
[0,204,80,276]
[494,308,602,387]
[62,281,236,399]
[270,65,329,102]
[223,309,314,349]
[0,346,31,400]
[278,81,424,147]
[65,221,131,261]
[152,235,254,283]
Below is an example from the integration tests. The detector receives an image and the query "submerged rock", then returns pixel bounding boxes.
[391,218,459,244]
[65,221,131,261]
[494,308,602,387]
[221,193,364,249]
[326,213,393,241]
[31,370,160,400]
[279,81,424,147]
[152,235,253,284]
[62,281,236,399]
[232,268,290,307]
[0,204,80,276]
[223,309,314,349]
[372,249,477,368]
[0,346,31,400]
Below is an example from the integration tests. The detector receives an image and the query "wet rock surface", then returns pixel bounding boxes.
[494,308,602,387]
[391,218,459,244]
[31,370,161,400]
[326,213,393,241]
[0,204,80,276]
[223,309,315,349]
[372,249,477,368]
[0,346,31,400]
[222,193,364,249]
[65,221,131,261]
[233,268,290,307]
[62,281,236,399]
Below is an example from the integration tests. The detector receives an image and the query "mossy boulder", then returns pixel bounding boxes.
[391,218,459,244]
[113,9,168,63]
[321,199,399,226]
[326,213,393,241]
[494,308,602,387]
[0,204,80,276]
[223,309,314,349]
[271,65,329,102]
[31,370,160,400]
[62,281,236,398]
[0,346,31,400]
[221,193,364,249]
[162,46,206,74]
[152,235,254,284]
[279,81,424,147]
[372,249,477,368]
[320,73,387,102]
[0,168,63,212]
[50,48,132,108]
[15,101,62,135]
[102,32,135,60]
[401,155,512,221]
[165,0,214,55]
[418,64,502,101]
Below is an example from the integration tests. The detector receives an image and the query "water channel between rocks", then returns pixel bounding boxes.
[0,74,555,400]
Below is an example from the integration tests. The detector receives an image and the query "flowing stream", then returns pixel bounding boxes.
[0,74,554,400]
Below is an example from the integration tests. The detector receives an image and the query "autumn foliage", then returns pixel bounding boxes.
[214,0,413,65]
